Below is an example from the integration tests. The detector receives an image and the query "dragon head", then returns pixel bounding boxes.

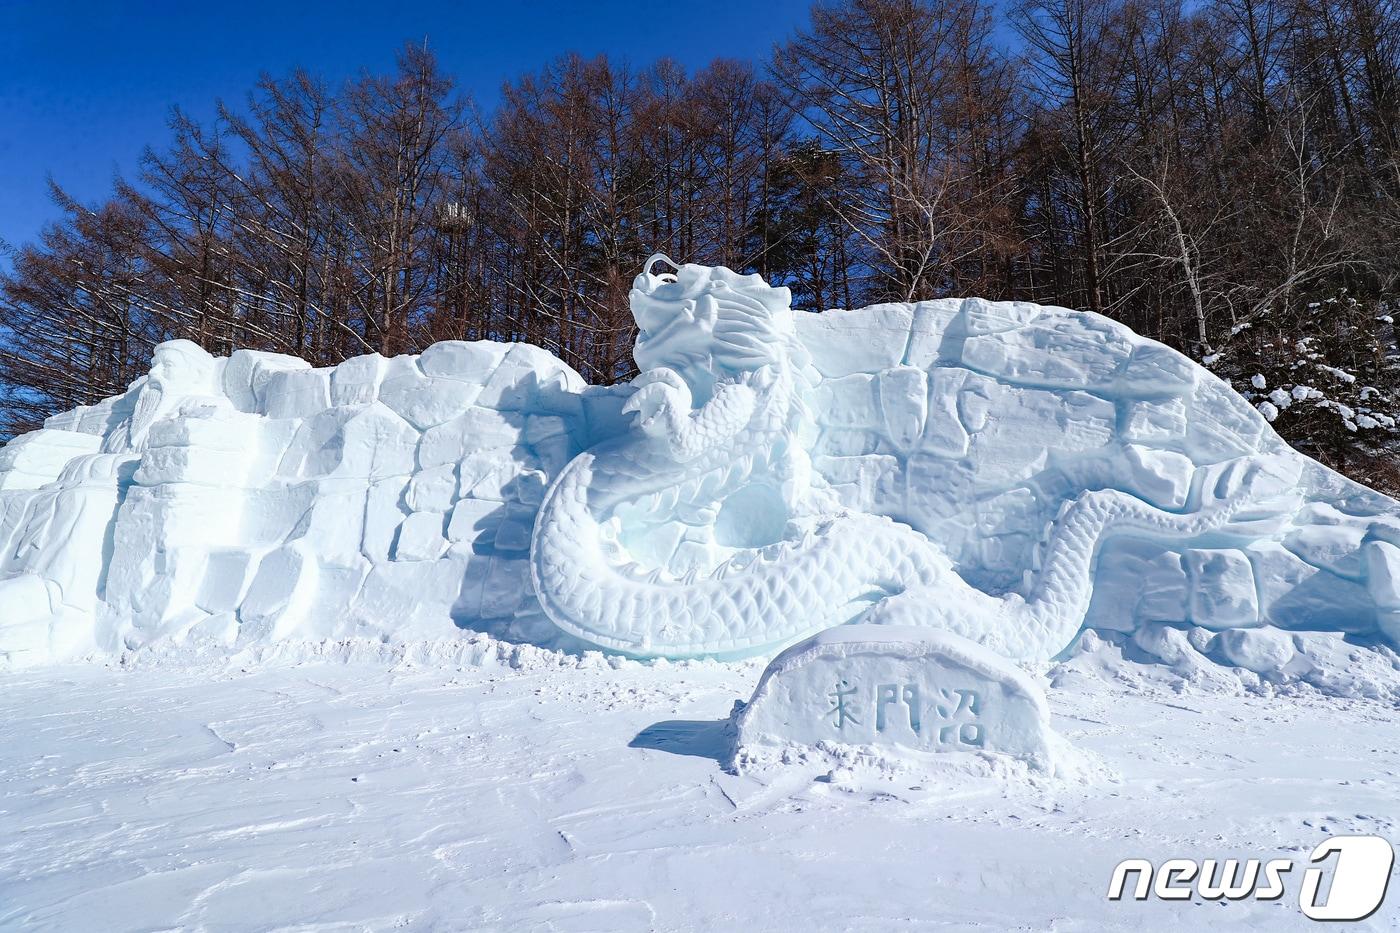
[630,255,795,405]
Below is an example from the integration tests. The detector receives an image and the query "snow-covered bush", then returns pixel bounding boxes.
[1204,294,1400,492]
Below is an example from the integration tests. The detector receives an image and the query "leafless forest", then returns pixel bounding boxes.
[4,0,1400,482]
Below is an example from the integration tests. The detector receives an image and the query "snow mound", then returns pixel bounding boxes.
[1054,626,1400,702]
[2,259,1400,679]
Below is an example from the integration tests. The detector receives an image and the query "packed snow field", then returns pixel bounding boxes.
[3,639,1399,931]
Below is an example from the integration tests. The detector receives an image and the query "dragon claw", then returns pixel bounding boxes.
[623,374,691,437]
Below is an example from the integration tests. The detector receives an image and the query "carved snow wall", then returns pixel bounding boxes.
[0,260,1397,667]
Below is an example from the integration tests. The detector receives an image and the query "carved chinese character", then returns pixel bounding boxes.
[875,683,922,732]
[825,679,861,729]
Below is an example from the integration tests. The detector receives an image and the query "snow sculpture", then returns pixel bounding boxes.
[732,625,1055,766]
[532,257,1301,660]
[0,334,601,666]
[2,255,1400,669]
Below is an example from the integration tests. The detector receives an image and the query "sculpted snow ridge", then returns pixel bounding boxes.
[0,338,597,665]
[0,257,1398,669]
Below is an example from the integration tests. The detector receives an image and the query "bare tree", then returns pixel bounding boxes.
[775,0,1019,302]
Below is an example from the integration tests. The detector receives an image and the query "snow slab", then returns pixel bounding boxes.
[2,644,1400,931]
[734,625,1062,769]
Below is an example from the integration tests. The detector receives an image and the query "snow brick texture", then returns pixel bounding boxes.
[799,299,1400,660]
[0,338,626,665]
[2,282,1400,669]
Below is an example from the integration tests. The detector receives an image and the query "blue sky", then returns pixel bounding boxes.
[0,0,814,257]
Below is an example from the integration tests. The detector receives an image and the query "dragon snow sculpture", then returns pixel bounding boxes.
[530,257,1314,660]
[3,257,1400,669]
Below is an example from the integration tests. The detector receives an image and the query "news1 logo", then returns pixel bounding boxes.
[1108,835,1395,921]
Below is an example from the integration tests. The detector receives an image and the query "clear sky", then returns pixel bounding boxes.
[0,0,815,258]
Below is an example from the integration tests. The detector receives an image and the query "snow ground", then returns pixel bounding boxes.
[3,646,1399,931]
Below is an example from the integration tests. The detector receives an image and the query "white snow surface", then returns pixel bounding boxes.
[3,639,1400,931]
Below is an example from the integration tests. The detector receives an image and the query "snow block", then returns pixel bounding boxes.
[814,454,901,512]
[902,299,963,369]
[810,374,880,428]
[222,349,311,413]
[733,625,1055,766]
[239,544,316,640]
[262,369,331,420]
[479,555,531,619]
[395,511,448,562]
[418,340,509,381]
[361,477,409,562]
[419,409,523,468]
[795,304,913,377]
[1122,396,1188,444]
[447,497,505,545]
[475,343,584,411]
[959,297,1041,336]
[1117,343,1197,396]
[1366,540,1400,610]
[878,366,928,453]
[1186,549,1259,628]
[1123,445,1193,510]
[379,372,481,431]
[1186,378,1266,462]
[329,353,387,407]
[0,430,102,490]
[195,548,255,613]
[1252,541,1376,633]
[0,574,64,663]
[1284,518,1368,578]
[1086,542,1188,631]
[923,368,972,457]
[405,464,457,513]
[580,384,634,442]
[1212,627,1296,675]
[962,311,1131,390]
[457,450,523,501]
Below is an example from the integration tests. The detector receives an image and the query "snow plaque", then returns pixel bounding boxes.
[733,625,1053,763]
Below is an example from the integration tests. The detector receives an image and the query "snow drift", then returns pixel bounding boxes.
[2,258,1399,672]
